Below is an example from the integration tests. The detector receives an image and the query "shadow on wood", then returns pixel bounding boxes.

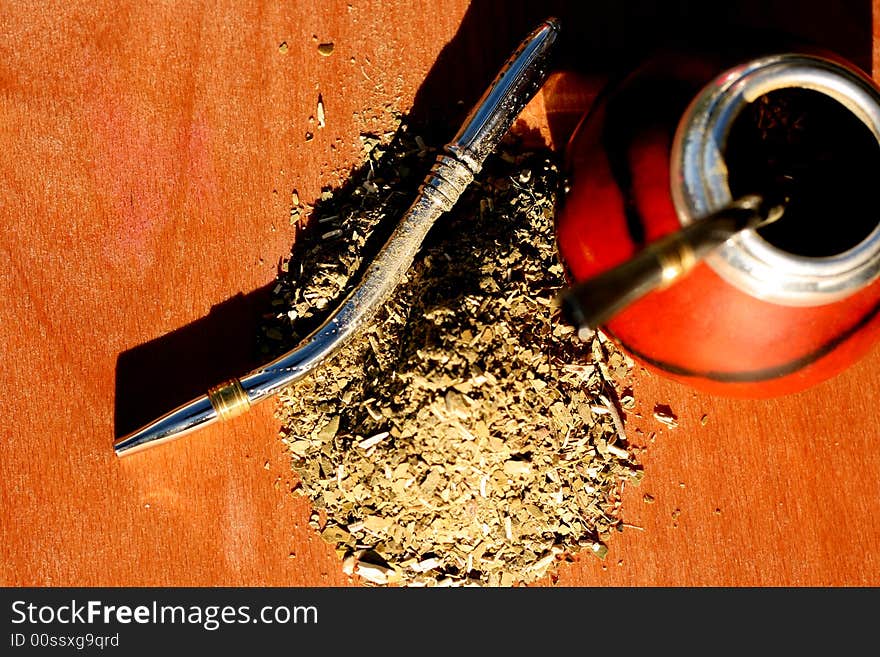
[114,286,274,439]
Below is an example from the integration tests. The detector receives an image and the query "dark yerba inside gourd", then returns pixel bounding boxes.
[725,87,880,258]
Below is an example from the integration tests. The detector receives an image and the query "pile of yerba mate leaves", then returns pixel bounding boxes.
[262,121,639,586]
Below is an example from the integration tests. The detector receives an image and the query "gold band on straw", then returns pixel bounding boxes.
[657,242,697,288]
[207,378,251,421]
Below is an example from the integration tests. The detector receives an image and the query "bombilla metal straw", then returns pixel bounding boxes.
[557,193,786,339]
[115,18,560,456]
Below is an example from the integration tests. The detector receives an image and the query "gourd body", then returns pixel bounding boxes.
[555,52,880,397]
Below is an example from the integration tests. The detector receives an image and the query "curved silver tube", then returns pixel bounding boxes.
[115,18,560,456]
[240,155,476,401]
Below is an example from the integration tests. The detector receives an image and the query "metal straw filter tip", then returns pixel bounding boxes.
[115,18,561,456]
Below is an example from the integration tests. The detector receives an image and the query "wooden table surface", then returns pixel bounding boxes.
[2,0,878,587]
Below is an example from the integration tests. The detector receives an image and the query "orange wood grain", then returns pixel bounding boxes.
[1,0,878,587]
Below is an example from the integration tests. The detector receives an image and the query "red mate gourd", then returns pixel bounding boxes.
[555,49,880,397]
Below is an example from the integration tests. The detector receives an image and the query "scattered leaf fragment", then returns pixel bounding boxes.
[317,94,326,128]
[653,404,679,428]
